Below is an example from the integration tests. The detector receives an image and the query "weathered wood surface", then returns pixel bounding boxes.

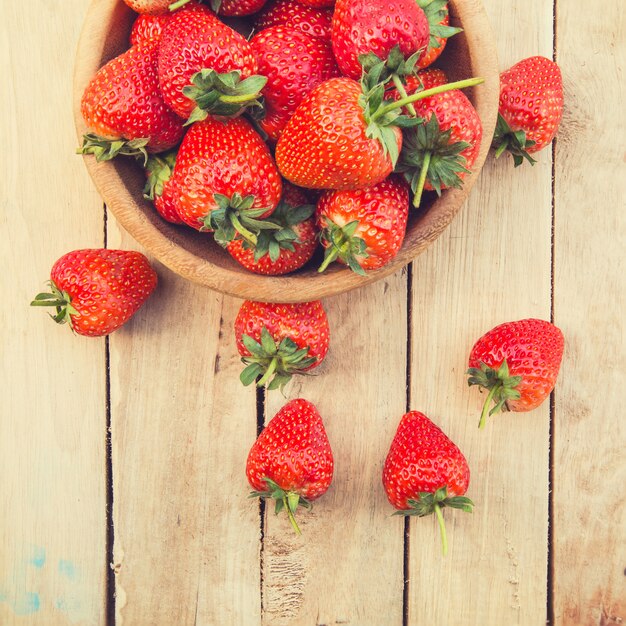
[2,0,625,625]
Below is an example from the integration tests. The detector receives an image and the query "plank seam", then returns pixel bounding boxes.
[257,385,266,622]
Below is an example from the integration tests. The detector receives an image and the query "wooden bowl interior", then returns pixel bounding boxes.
[74,0,499,302]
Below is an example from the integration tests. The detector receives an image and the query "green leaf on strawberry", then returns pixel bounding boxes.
[492,112,538,167]
[78,134,151,165]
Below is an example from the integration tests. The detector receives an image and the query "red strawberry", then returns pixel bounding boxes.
[316,175,409,274]
[296,0,334,7]
[31,250,157,337]
[385,68,449,108]
[416,0,461,69]
[493,56,564,166]
[254,0,333,40]
[250,25,339,141]
[382,411,473,555]
[234,299,329,389]
[80,39,185,161]
[212,0,268,15]
[123,0,173,14]
[396,88,483,207]
[331,0,429,80]
[467,318,564,428]
[130,13,170,45]
[143,151,184,224]
[171,116,282,243]
[157,4,265,121]
[247,398,334,534]
[227,184,318,274]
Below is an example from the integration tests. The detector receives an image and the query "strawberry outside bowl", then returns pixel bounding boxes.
[73,0,499,303]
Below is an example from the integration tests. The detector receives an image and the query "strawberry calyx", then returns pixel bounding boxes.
[143,150,177,201]
[492,113,537,167]
[250,477,311,535]
[394,486,473,555]
[203,192,280,246]
[416,0,463,54]
[182,69,268,125]
[236,201,316,263]
[396,114,471,207]
[31,280,79,332]
[467,358,523,429]
[78,133,150,165]
[168,0,193,9]
[317,218,368,276]
[240,327,318,391]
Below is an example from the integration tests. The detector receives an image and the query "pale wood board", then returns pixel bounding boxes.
[552,0,626,624]
[263,276,407,625]
[107,220,261,624]
[0,1,107,625]
[407,0,555,623]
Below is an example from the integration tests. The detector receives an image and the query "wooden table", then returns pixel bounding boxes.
[1,1,624,624]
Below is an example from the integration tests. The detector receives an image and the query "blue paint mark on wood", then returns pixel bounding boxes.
[58,560,78,580]
[28,546,46,569]
[13,591,40,615]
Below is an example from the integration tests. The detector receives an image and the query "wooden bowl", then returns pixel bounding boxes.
[73,0,499,302]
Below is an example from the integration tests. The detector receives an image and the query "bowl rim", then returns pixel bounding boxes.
[73,0,499,302]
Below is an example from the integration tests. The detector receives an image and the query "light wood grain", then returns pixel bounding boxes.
[0,1,107,625]
[262,276,407,625]
[552,1,626,624]
[406,1,555,623]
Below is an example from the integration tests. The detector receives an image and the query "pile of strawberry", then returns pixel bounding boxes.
[79,0,488,276]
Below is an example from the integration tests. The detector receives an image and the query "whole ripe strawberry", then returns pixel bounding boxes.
[234,299,329,389]
[382,411,473,555]
[157,4,264,121]
[331,0,429,80]
[416,0,461,69]
[143,151,184,224]
[396,88,483,207]
[31,250,157,337]
[316,175,409,274]
[254,0,333,40]
[130,13,170,45]
[80,39,185,161]
[493,56,563,166]
[247,398,334,534]
[467,318,564,428]
[171,116,282,243]
[227,183,318,274]
[250,25,339,141]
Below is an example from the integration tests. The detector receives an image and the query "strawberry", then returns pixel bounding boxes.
[396,88,483,207]
[254,0,333,40]
[250,25,339,141]
[382,411,473,555]
[157,4,265,122]
[296,0,334,7]
[316,175,409,274]
[234,299,329,389]
[80,39,185,161]
[123,0,174,14]
[416,0,461,69]
[467,318,564,428]
[130,13,170,45]
[171,116,282,243]
[143,150,184,224]
[31,250,157,337]
[493,56,564,166]
[211,0,268,15]
[227,184,318,274]
[331,0,429,80]
[247,398,334,534]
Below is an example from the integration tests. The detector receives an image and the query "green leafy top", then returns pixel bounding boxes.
[317,219,369,276]
[143,150,177,201]
[249,477,311,535]
[492,113,537,167]
[78,134,150,165]
[416,0,463,51]
[31,281,79,332]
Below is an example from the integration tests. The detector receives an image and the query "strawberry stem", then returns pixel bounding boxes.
[478,382,500,429]
[391,75,417,117]
[284,495,302,536]
[230,212,258,246]
[372,77,484,122]
[256,356,278,387]
[168,0,192,10]
[412,151,431,207]
[433,502,448,556]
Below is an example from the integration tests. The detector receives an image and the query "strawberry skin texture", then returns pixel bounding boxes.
[296,0,334,8]
[48,250,157,337]
[331,0,429,80]
[218,0,268,16]
[172,117,282,229]
[499,56,563,153]
[157,5,259,119]
[276,77,401,190]
[468,319,564,412]
[246,398,334,500]
[154,177,184,224]
[130,13,170,45]
[123,0,172,15]
[81,40,185,153]
[250,25,339,142]
[317,176,409,270]
[235,300,330,369]
[383,411,470,510]
[255,0,333,40]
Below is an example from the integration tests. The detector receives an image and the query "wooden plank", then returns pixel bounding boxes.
[0,2,107,624]
[552,2,626,624]
[407,1,555,623]
[262,276,407,625]
[108,224,261,625]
